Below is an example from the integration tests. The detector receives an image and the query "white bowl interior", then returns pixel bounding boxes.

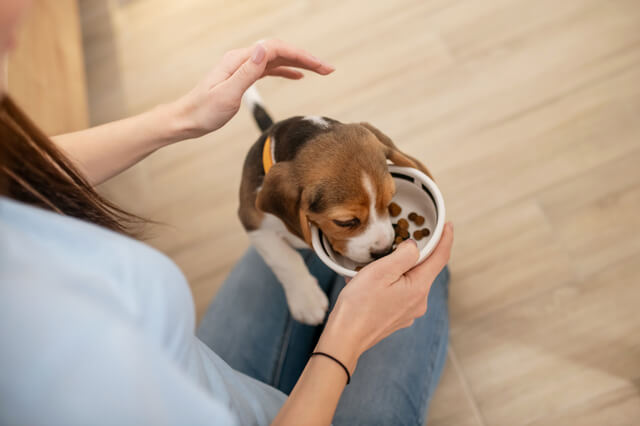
[311,165,445,277]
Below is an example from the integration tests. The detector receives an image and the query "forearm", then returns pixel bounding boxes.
[272,312,362,426]
[52,101,195,186]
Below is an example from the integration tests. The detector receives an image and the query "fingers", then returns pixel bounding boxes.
[260,39,334,75]
[222,43,270,101]
[216,40,333,81]
[405,222,454,286]
[264,66,305,79]
[204,47,253,86]
[221,40,334,103]
[217,47,253,77]
[362,239,420,284]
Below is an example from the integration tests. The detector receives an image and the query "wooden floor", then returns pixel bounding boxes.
[79,0,640,424]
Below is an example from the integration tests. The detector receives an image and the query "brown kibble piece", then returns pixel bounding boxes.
[398,228,409,238]
[408,212,418,221]
[414,215,425,226]
[421,228,431,237]
[413,230,423,240]
[397,219,409,229]
[394,236,403,245]
[388,202,402,217]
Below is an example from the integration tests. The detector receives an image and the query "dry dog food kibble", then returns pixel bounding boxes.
[388,202,402,217]
[408,211,426,226]
[390,204,432,249]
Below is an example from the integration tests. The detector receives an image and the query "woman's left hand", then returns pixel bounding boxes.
[173,39,335,139]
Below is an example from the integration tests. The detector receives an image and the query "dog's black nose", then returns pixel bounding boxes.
[370,246,393,260]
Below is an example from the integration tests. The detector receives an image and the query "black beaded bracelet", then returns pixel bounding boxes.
[311,351,351,384]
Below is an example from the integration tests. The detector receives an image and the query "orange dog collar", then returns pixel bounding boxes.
[262,136,274,174]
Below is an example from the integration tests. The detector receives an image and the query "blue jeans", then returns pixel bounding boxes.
[197,248,449,425]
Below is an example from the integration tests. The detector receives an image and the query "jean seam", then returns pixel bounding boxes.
[271,312,293,389]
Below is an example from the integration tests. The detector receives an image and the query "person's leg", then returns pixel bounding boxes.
[196,247,339,394]
[332,266,450,426]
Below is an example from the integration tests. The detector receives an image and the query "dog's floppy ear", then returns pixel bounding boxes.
[360,122,434,180]
[255,162,312,244]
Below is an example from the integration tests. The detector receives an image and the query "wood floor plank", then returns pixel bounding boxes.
[9,0,89,134]
[426,353,485,426]
[448,199,574,328]
[544,182,640,279]
[539,150,640,278]
[527,386,640,426]
[450,253,640,425]
[437,57,640,225]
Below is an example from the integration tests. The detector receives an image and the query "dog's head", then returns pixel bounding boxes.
[256,119,432,264]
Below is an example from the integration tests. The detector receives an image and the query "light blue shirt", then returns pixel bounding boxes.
[0,197,286,425]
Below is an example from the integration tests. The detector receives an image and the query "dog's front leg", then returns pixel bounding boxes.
[249,230,329,325]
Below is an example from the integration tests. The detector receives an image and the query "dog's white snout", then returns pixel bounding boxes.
[375,216,395,247]
[344,174,398,263]
[372,229,394,250]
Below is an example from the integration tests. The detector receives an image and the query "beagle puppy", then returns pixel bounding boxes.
[239,87,432,325]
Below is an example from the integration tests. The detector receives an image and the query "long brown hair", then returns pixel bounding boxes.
[0,95,143,237]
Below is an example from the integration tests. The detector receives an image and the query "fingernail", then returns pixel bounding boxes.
[311,54,334,69]
[447,222,454,231]
[251,44,265,64]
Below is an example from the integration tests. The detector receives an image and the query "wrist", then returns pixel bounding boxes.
[316,307,365,375]
[154,96,202,145]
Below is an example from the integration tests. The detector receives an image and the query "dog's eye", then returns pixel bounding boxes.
[333,218,360,228]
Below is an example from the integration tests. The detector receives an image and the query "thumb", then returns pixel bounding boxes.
[224,43,268,100]
[363,239,419,284]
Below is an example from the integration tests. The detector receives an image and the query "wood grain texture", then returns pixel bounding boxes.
[78,0,640,424]
[427,351,485,426]
[8,0,88,134]
[451,254,640,425]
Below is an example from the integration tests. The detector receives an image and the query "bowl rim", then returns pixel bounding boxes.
[310,165,446,277]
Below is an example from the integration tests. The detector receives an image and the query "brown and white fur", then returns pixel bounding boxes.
[238,87,432,324]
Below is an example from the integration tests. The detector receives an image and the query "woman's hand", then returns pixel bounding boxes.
[316,222,455,373]
[173,39,335,139]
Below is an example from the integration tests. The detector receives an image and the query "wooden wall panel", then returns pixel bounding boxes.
[8,0,88,135]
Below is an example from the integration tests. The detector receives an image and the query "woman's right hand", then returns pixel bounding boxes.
[173,40,334,139]
[316,222,454,373]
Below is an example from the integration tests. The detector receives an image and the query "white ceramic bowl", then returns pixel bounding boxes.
[311,165,446,277]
